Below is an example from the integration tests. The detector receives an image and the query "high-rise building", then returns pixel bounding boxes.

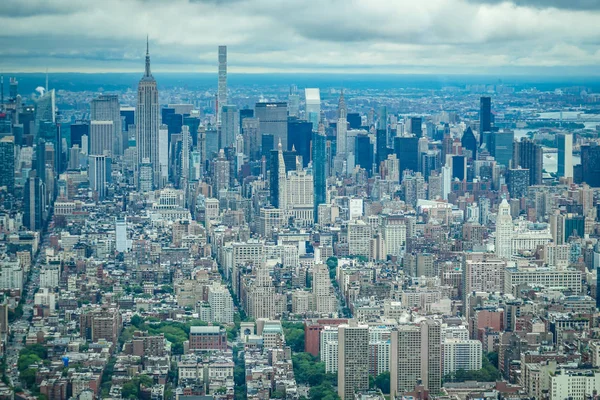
[23,176,44,231]
[255,102,288,149]
[513,138,543,185]
[390,320,442,397]
[136,39,160,191]
[394,136,420,181]
[451,155,467,181]
[288,119,312,168]
[180,125,191,187]
[348,113,362,129]
[508,168,529,199]
[0,136,15,192]
[89,154,108,200]
[305,88,321,127]
[410,117,423,138]
[217,45,227,126]
[34,89,55,137]
[242,117,260,159]
[221,105,239,149]
[581,144,600,187]
[288,85,300,118]
[479,97,491,146]
[89,121,114,156]
[557,132,573,179]
[495,198,513,259]
[159,124,169,186]
[70,121,89,149]
[91,94,122,155]
[376,129,389,171]
[213,149,230,194]
[490,130,514,167]
[115,217,128,253]
[337,91,348,155]
[338,322,369,400]
[461,127,477,160]
[313,124,326,222]
[443,339,482,376]
[355,134,373,174]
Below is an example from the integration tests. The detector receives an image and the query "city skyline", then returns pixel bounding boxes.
[1,0,600,74]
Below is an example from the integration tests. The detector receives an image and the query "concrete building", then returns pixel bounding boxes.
[391,320,442,398]
[338,321,370,400]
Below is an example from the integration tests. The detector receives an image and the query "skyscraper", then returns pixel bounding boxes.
[136,39,160,191]
[490,130,514,167]
[355,134,373,174]
[513,138,543,185]
[34,89,55,137]
[288,85,300,118]
[557,132,573,179]
[337,91,348,155]
[394,136,420,181]
[91,94,122,155]
[581,144,600,187]
[23,176,44,231]
[495,198,513,259]
[338,322,369,400]
[461,127,477,160]
[479,96,491,146]
[89,154,108,200]
[255,102,288,150]
[390,320,442,397]
[159,124,169,186]
[313,124,326,222]
[305,88,321,127]
[410,117,423,138]
[508,168,529,199]
[89,121,114,156]
[217,45,227,126]
[0,136,15,192]
[287,119,312,168]
[376,129,389,171]
[221,105,239,149]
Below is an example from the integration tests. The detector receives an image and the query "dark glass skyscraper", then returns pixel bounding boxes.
[269,149,280,208]
[0,136,15,192]
[480,97,491,146]
[410,117,423,138]
[490,130,514,168]
[376,129,389,171]
[288,119,312,168]
[347,113,362,129]
[393,136,419,181]
[451,155,466,181]
[70,121,89,148]
[581,144,600,187]
[461,127,477,160]
[313,126,326,222]
[355,134,373,173]
[513,138,543,185]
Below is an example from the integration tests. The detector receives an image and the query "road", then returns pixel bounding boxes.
[4,232,47,389]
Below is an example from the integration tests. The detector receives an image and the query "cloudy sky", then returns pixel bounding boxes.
[1,0,599,74]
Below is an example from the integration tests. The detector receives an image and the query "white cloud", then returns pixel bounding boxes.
[0,0,599,73]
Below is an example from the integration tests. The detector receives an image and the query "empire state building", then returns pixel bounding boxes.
[136,38,160,191]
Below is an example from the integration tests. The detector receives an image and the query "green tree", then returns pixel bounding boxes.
[282,322,305,353]
[372,372,390,394]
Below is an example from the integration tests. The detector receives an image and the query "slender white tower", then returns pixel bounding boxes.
[217,46,227,126]
[495,198,513,259]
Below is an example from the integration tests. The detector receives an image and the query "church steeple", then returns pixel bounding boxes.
[144,35,152,78]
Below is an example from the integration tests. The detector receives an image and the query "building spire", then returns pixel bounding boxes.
[144,35,152,77]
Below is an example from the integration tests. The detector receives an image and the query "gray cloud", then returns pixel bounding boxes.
[468,0,600,10]
[0,0,599,73]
